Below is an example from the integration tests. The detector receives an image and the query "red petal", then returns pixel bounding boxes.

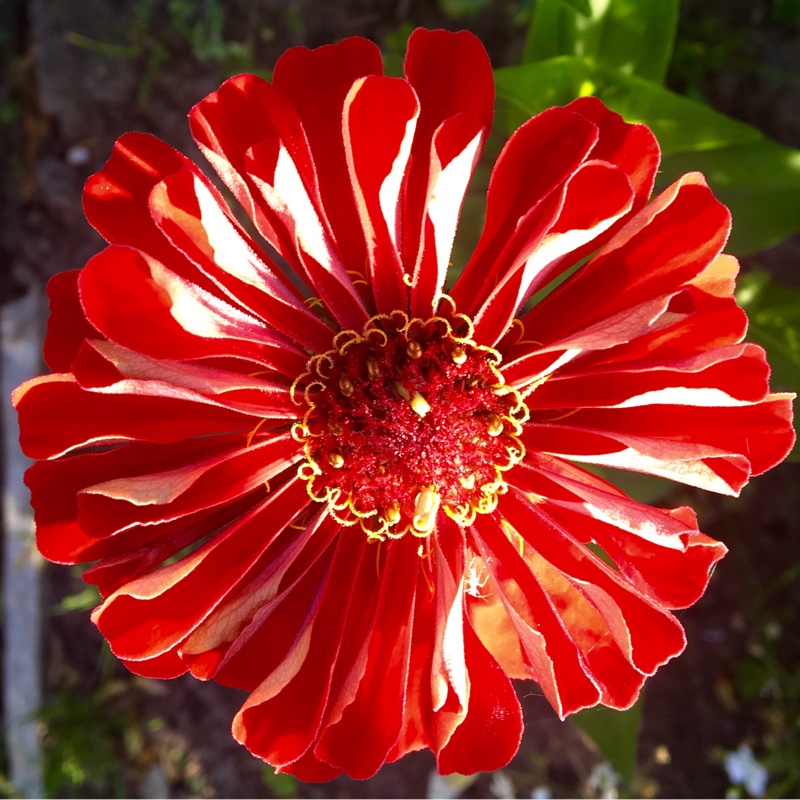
[43,270,100,372]
[450,106,597,315]
[84,133,205,281]
[85,131,307,312]
[92,477,308,661]
[27,434,253,560]
[503,490,688,673]
[409,117,486,318]
[79,247,297,374]
[272,37,383,276]
[472,514,602,717]
[404,29,493,156]
[520,174,730,349]
[279,751,342,783]
[14,374,273,460]
[435,616,523,774]
[512,458,727,609]
[313,537,418,779]
[387,583,436,763]
[78,433,299,537]
[231,531,369,768]
[121,649,188,679]
[69,339,298,418]
[182,513,339,687]
[502,255,749,392]
[245,137,370,329]
[499,490,687,707]
[82,498,261,597]
[582,282,747,367]
[190,75,369,329]
[528,343,771,410]
[565,97,659,222]
[189,73,317,276]
[526,391,794,493]
[403,29,493,311]
[343,74,417,313]
[472,159,635,345]
[148,167,332,353]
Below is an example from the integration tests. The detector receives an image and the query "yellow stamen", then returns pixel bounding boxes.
[412,486,440,534]
[487,413,504,437]
[410,391,431,418]
[384,502,401,526]
[542,408,580,423]
[339,376,354,397]
[451,344,467,365]
[509,317,544,347]
[406,340,423,359]
[246,418,268,447]
[417,537,435,594]
[328,452,344,468]
[459,473,476,490]
[346,269,368,287]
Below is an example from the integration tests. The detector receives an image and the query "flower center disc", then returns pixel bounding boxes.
[293,310,528,540]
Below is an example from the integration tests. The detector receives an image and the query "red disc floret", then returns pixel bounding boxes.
[294,311,527,539]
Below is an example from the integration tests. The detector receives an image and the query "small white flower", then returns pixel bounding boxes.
[724,744,768,798]
[531,787,552,799]
[66,145,92,167]
[587,762,620,799]
[490,771,516,799]
[426,771,478,800]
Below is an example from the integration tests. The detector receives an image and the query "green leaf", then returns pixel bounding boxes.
[659,140,800,255]
[261,765,299,798]
[495,58,800,254]
[53,584,101,614]
[572,698,643,786]
[495,58,760,153]
[523,0,679,84]
[736,271,800,460]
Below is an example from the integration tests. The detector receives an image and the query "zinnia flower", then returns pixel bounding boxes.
[14,29,794,780]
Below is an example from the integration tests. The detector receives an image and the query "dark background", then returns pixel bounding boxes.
[1,0,799,797]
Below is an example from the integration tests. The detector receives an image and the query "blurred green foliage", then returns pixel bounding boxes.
[37,689,128,798]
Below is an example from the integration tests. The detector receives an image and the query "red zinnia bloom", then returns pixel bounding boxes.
[14,29,794,780]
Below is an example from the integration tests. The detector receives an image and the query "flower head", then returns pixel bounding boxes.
[13,29,794,780]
